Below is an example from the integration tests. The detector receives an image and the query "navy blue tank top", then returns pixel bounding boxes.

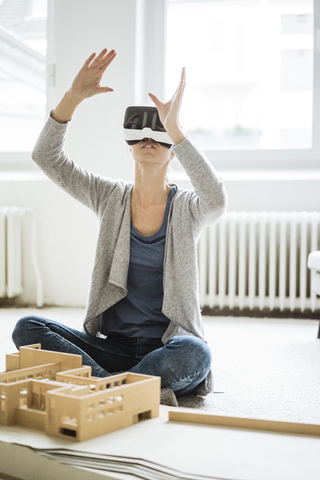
[99,186,177,338]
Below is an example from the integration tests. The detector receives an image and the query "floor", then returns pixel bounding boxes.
[1,307,319,425]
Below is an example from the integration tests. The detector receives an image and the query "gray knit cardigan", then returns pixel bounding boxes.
[32,114,228,395]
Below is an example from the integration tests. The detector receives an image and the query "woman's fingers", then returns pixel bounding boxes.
[96,50,116,92]
[84,48,116,72]
[97,85,114,94]
[147,67,186,129]
[148,92,163,109]
[83,52,97,67]
[71,48,116,98]
[174,67,186,101]
[99,50,117,72]
[89,48,108,68]
[179,67,186,91]
[149,67,186,107]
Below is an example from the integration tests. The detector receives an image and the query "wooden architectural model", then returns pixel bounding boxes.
[0,344,160,441]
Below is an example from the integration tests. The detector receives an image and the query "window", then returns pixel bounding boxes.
[0,0,47,152]
[165,0,319,166]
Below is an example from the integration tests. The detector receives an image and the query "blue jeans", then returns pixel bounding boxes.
[12,316,212,396]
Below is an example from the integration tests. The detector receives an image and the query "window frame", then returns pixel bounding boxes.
[0,152,35,170]
[1,0,319,170]
[161,0,320,170]
[0,0,49,169]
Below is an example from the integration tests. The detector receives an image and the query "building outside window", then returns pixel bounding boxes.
[166,0,314,152]
[0,0,47,152]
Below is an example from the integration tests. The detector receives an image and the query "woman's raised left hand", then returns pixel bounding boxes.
[148,68,186,145]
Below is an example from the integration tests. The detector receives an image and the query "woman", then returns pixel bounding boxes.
[12,48,227,406]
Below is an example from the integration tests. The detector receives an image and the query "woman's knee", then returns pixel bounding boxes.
[186,336,212,370]
[167,336,212,371]
[12,315,42,348]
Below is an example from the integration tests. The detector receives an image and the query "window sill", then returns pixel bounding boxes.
[0,171,47,181]
[171,169,320,182]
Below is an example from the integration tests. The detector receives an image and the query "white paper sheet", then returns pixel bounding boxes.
[0,407,320,480]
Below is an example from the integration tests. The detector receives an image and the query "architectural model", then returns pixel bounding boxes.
[0,344,160,442]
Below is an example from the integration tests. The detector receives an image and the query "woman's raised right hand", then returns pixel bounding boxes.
[51,48,117,123]
[69,48,117,101]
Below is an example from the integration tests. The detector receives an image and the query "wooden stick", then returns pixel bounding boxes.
[169,409,320,437]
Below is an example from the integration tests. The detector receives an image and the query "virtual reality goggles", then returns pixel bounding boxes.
[123,106,173,148]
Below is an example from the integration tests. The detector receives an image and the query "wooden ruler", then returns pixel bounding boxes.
[169,409,320,436]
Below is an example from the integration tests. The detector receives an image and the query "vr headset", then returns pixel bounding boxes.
[123,106,173,148]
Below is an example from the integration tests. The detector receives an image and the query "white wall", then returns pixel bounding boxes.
[1,0,140,307]
[50,0,138,181]
[1,0,320,308]
[0,175,97,306]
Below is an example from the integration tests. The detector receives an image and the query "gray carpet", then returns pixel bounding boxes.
[179,315,320,424]
[1,307,319,424]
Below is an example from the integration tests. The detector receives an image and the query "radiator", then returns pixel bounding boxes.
[0,207,43,307]
[198,211,320,312]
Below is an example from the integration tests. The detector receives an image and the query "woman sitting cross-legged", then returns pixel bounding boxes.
[12,48,227,406]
